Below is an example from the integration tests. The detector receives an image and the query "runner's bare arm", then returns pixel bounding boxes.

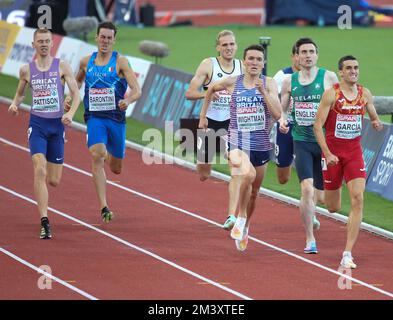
[60,60,80,124]
[198,76,236,129]
[364,87,383,131]
[324,70,339,90]
[64,56,89,111]
[257,77,282,120]
[75,56,90,88]
[314,88,338,165]
[8,65,29,116]
[118,56,141,110]
[185,58,213,100]
[278,75,292,133]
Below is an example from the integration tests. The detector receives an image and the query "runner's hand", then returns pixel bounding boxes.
[64,96,72,112]
[211,92,220,101]
[118,99,129,110]
[326,153,339,166]
[61,113,73,126]
[255,78,267,95]
[8,104,19,116]
[278,118,289,134]
[372,120,383,132]
[198,117,208,130]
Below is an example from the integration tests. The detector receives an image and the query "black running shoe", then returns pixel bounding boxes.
[101,206,114,223]
[40,218,52,239]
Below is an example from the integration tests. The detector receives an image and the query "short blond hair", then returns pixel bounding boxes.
[33,28,52,40]
[216,30,235,46]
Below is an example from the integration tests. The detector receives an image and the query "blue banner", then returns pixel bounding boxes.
[361,118,390,179]
[0,0,30,26]
[132,64,198,131]
[366,124,393,201]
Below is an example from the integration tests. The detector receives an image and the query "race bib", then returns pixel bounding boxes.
[89,88,116,111]
[237,105,266,132]
[294,102,319,126]
[32,89,60,113]
[210,89,231,112]
[334,114,362,139]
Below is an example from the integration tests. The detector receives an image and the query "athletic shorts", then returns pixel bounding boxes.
[197,117,229,164]
[86,117,126,159]
[274,121,294,168]
[293,140,323,190]
[322,142,366,190]
[228,144,270,168]
[28,114,65,164]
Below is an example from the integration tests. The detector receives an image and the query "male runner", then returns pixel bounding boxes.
[186,30,243,230]
[314,55,383,268]
[201,44,281,251]
[70,21,141,222]
[8,28,80,239]
[280,38,338,253]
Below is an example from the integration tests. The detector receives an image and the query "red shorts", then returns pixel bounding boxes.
[322,141,366,190]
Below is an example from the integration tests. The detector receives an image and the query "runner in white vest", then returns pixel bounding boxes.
[186,30,243,230]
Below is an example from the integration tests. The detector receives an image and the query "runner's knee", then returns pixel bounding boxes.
[48,178,60,187]
[301,182,314,199]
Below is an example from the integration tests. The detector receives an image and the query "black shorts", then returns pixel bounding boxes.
[293,140,324,190]
[197,118,229,164]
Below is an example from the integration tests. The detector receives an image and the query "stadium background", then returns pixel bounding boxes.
[0,2,393,233]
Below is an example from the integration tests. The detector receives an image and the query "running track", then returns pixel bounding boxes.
[0,103,392,300]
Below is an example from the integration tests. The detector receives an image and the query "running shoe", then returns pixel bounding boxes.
[101,206,114,223]
[230,217,246,240]
[340,254,357,269]
[40,218,52,239]
[235,227,249,252]
[313,215,321,230]
[222,215,236,230]
[304,241,318,254]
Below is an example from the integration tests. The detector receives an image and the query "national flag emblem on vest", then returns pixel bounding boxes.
[108,66,114,72]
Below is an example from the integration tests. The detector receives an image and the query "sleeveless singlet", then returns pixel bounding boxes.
[291,68,326,142]
[204,57,242,121]
[228,74,272,151]
[324,83,366,144]
[30,58,64,119]
[84,51,128,124]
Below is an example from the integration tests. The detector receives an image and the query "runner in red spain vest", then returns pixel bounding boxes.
[314,55,383,269]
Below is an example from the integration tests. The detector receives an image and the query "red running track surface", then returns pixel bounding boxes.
[0,104,392,300]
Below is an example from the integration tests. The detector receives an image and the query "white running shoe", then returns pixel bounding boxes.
[235,227,249,251]
[231,217,246,240]
[340,254,357,269]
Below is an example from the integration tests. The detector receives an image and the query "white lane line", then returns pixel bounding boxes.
[0,247,98,300]
[0,185,252,300]
[1,136,393,299]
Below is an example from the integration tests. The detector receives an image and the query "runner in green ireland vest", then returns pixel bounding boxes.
[280,38,338,254]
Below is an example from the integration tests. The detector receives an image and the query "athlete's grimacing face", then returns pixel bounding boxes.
[32,32,53,57]
[96,28,115,53]
[217,35,237,60]
[340,60,359,84]
[297,43,318,69]
[244,50,264,76]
